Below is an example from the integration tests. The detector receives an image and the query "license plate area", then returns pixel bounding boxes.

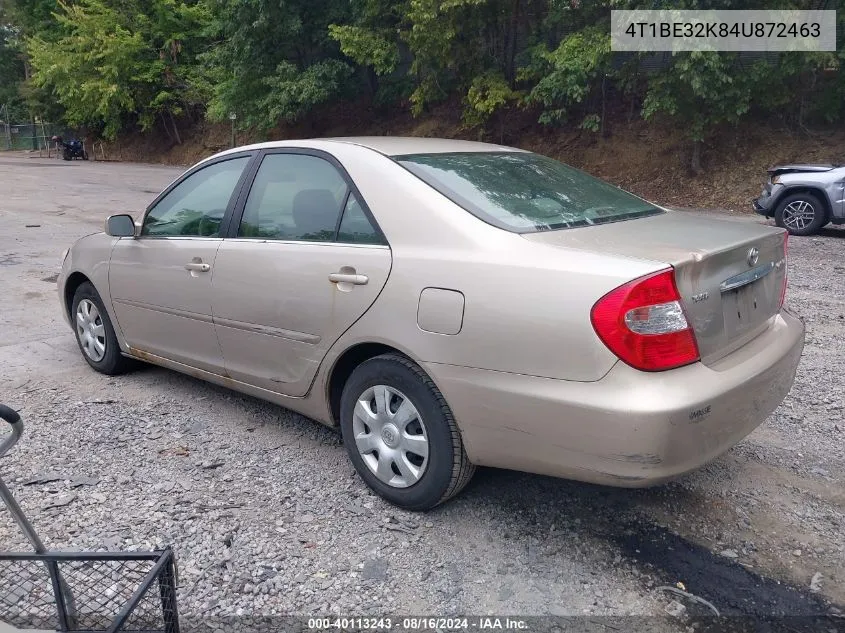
[722,280,766,338]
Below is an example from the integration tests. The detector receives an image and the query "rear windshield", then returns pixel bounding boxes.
[395,151,662,232]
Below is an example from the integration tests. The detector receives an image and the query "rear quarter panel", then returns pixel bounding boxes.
[317,143,666,385]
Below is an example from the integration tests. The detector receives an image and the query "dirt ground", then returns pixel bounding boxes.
[0,153,843,631]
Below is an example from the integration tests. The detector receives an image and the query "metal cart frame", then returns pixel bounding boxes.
[0,404,181,633]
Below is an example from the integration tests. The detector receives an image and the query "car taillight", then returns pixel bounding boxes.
[590,268,700,372]
[779,232,789,308]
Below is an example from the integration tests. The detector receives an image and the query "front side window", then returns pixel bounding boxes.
[238,154,349,241]
[142,156,251,237]
[396,152,662,232]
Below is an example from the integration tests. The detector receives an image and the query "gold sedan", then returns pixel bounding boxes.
[58,137,804,510]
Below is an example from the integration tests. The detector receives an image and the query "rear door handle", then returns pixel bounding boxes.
[328,272,368,285]
[185,262,210,272]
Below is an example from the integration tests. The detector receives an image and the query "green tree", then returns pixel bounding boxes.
[0,25,27,121]
[327,0,410,108]
[331,0,538,118]
[2,0,70,125]
[522,27,612,130]
[200,0,354,131]
[463,71,521,135]
[328,24,400,77]
[6,0,844,158]
[26,0,209,139]
[642,52,776,173]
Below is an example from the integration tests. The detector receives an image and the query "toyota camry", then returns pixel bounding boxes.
[58,137,804,510]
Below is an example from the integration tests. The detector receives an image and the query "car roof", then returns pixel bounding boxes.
[321,136,529,156]
[209,136,529,162]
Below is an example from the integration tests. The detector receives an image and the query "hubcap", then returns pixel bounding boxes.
[352,385,429,488]
[75,299,106,362]
[782,200,816,231]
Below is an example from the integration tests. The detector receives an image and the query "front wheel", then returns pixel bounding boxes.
[340,354,475,510]
[774,192,828,236]
[62,149,72,161]
[71,282,135,375]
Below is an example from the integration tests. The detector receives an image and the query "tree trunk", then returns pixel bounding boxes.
[600,74,607,138]
[367,67,378,99]
[160,112,174,142]
[691,139,702,174]
[168,111,182,145]
[23,61,37,150]
[627,70,639,123]
[505,0,521,87]
[799,69,818,131]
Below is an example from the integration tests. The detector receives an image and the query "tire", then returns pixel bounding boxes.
[71,282,135,375]
[62,149,72,161]
[774,192,828,236]
[339,353,475,510]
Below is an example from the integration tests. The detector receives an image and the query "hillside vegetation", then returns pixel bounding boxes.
[97,98,845,213]
[2,0,844,200]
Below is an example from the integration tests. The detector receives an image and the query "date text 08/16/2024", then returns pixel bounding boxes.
[307,617,530,630]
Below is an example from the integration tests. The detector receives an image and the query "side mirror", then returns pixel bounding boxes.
[105,214,136,237]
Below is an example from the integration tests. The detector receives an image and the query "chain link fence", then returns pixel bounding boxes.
[1,121,66,151]
[0,120,97,161]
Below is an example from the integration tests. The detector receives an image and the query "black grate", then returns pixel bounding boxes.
[0,549,179,633]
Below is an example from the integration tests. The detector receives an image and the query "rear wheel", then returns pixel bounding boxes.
[339,354,475,510]
[775,192,828,236]
[71,282,135,375]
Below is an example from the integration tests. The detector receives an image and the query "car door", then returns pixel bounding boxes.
[211,150,392,397]
[108,153,254,373]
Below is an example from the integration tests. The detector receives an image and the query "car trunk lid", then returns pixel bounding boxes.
[522,211,787,365]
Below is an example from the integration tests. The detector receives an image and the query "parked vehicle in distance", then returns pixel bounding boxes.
[58,137,804,510]
[753,163,845,235]
[51,135,88,161]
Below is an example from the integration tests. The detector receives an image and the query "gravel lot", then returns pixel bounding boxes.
[0,153,842,630]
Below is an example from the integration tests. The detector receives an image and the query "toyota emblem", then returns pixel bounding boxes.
[747,247,759,267]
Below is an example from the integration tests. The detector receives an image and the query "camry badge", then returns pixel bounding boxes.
[747,247,759,267]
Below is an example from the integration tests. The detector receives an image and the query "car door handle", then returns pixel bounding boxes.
[185,262,210,272]
[328,272,368,285]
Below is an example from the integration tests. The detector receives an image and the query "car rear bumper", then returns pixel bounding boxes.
[424,308,804,487]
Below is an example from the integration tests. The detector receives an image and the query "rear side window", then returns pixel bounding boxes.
[337,194,385,245]
[396,152,662,233]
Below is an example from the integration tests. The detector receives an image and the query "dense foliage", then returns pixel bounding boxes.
[1,0,843,169]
